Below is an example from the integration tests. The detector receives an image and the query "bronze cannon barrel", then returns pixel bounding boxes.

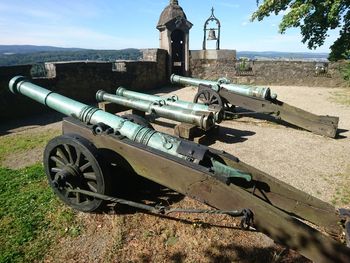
[115,87,224,122]
[171,74,277,100]
[96,90,215,130]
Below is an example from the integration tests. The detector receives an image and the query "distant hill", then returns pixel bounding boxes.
[0,45,330,66]
[0,45,142,66]
[237,51,329,61]
[0,45,85,54]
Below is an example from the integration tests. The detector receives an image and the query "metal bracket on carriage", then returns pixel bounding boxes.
[92,122,114,135]
[175,139,208,164]
[339,208,350,247]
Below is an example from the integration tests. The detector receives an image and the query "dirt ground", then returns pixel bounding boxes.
[1,85,350,262]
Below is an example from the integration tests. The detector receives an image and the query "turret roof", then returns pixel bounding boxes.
[157,0,187,28]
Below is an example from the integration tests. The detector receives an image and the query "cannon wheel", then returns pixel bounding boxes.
[193,88,223,107]
[44,134,109,212]
[194,89,236,119]
[122,113,153,129]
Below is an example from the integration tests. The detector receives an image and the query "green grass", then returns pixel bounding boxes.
[0,163,80,263]
[0,129,60,163]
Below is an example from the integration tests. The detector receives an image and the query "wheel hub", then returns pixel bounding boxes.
[53,164,81,189]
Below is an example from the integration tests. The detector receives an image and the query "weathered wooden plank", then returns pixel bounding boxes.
[219,89,339,138]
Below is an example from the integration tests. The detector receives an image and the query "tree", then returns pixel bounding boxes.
[251,0,350,61]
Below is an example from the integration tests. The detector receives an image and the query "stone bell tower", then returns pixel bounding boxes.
[157,0,192,76]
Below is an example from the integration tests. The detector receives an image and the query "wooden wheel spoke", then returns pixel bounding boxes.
[83,172,97,180]
[57,148,69,164]
[87,181,97,193]
[202,94,210,103]
[80,161,91,172]
[51,167,62,173]
[50,155,65,167]
[203,92,209,101]
[76,192,81,203]
[63,144,73,164]
[211,97,218,104]
[75,150,82,166]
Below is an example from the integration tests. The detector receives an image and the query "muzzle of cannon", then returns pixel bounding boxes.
[96,90,215,130]
[115,87,224,122]
[171,74,277,100]
[9,76,250,181]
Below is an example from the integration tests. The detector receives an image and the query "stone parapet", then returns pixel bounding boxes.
[0,49,168,120]
[189,58,349,88]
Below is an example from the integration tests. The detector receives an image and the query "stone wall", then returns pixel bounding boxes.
[2,48,348,121]
[0,49,168,120]
[190,58,349,88]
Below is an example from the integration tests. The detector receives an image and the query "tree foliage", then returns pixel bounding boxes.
[251,0,350,61]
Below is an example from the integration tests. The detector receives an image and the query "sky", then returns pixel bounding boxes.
[0,0,341,53]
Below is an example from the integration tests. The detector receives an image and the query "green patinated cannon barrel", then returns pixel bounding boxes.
[170,74,277,100]
[8,76,251,182]
[115,87,224,122]
[96,90,215,130]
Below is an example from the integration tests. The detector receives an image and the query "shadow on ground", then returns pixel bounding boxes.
[204,243,310,263]
[0,111,64,136]
[135,242,310,263]
[336,128,349,139]
[200,126,256,146]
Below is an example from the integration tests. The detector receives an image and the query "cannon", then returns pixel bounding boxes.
[9,76,350,263]
[115,87,224,122]
[171,74,277,100]
[96,90,216,131]
[171,74,339,138]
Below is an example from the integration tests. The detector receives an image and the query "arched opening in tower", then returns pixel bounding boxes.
[171,29,185,75]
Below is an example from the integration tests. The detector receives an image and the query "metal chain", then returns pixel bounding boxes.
[68,189,254,229]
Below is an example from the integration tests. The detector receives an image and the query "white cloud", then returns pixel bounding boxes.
[0,20,151,49]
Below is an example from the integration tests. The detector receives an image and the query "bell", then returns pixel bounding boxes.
[207,29,217,40]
